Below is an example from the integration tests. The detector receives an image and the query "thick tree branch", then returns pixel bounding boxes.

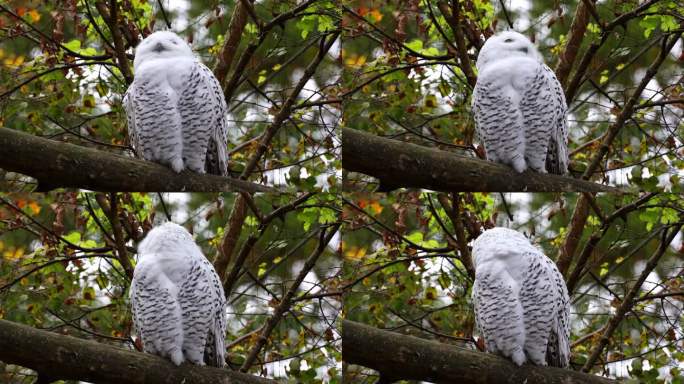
[0,128,274,192]
[555,0,593,88]
[214,194,249,280]
[213,1,249,84]
[342,128,618,192]
[0,319,276,384]
[342,320,615,384]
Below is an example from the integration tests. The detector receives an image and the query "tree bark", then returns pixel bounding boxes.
[342,320,616,384]
[0,128,274,193]
[342,128,619,193]
[0,319,275,384]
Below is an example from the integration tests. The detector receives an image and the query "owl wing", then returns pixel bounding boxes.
[178,61,229,176]
[178,245,227,367]
[124,76,185,173]
[472,77,526,172]
[130,258,185,366]
[122,88,141,157]
[519,250,571,367]
[542,64,569,175]
[473,268,527,366]
[199,63,229,177]
[203,256,227,367]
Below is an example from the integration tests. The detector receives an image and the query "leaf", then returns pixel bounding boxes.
[63,39,81,52]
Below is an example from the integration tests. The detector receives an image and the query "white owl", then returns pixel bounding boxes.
[130,222,227,367]
[471,227,570,368]
[472,31,568,174]
[123,31,229,175]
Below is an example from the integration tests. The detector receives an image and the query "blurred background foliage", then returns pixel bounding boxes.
[0,0,342,191]
[342,192,683,383]
[0,192,342,383]
[340,0,683,192]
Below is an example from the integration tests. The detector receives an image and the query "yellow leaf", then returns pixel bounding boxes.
[344,246,366,261]
[369,202,383,215]
[28,201,40,215]
[3,247,24,261]
[369,9,383,23]
[28,9,40,23]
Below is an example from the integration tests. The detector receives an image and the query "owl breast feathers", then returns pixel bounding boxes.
[130,222,227,367]
[123,31,229,176]
[472,31,569,175]
[471,227,570,368]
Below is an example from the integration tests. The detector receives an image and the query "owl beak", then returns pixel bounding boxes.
[153,43,166,53]
[518,47,528,54]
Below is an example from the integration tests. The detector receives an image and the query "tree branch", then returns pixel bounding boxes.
[0,319,276,384]
[0,128,274,192]
[582,33,681,179]
[240,224,340,372]
[342,320,616,384]
[342,128,619,192]
[555,0,593,88]
[581,223,683,372]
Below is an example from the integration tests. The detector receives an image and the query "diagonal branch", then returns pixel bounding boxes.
[240,224,340,372]
[240,32,339,179]
[582,33,681,180]
[581,223,683,372]
[0,319,276,384]
[0,127,274,193]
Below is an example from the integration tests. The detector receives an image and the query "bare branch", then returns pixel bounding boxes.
[342,128,620,193]
[581,224,683,372]
[342,320,616,384]
[0,319,276,384]
[0,127,274,193]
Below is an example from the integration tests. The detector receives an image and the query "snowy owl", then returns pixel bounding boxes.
[471,227,570,368]
[472,31,568,174]
[123,31,229,175]
[130,222,227,367]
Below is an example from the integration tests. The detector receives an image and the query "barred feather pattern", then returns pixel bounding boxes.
[471,227,570,368]
[123,31,228,176]
[472,31,568,174]
[130,222,226,367]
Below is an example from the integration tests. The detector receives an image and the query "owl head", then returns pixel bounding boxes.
[137,221,194,257]
[133,31,194,71]
[470,227,533,267]
[475,31,542,71]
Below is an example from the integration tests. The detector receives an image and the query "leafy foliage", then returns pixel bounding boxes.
[340,0,684,192]
[0,192,342,383]
[342,192,684,383]
[0,0,342,191]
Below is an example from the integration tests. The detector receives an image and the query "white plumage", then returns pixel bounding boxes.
[472,31,568,174]
[471,227,570,368]
[123,31,229,175]
[130,222,227,367]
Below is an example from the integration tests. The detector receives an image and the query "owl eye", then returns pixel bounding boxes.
[504,38,514,43]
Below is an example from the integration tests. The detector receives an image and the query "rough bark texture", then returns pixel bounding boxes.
[554,0,592,88]
[342,320,616,384]
[0,319,275,384]
[557,194,591,276]
[214,194,249,280]
[342,128,619,193]
[0,128,274,192]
